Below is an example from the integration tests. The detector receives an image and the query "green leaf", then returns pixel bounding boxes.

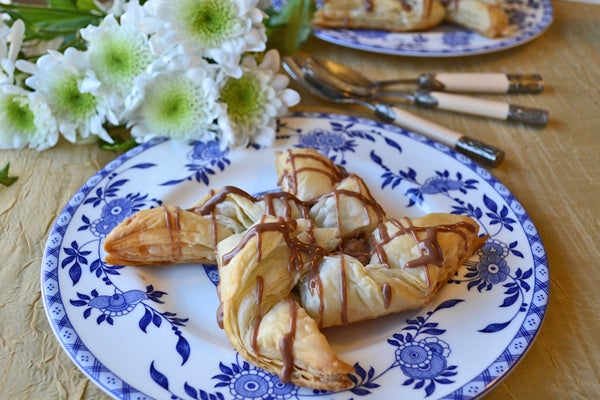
[47,0,100,12]
[99,136,138,153]
[46,0,79,10]
[0,4,104,46]
[265,0,316,54]
[0,163,18,187]
[76,0,102,12]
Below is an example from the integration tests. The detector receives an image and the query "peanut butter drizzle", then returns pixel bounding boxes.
[279,297,298,383]
[163,206,182,262]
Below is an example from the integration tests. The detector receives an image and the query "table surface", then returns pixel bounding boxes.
[1,1,599,398]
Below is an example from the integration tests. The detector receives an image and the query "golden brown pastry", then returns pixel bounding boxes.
[104,184,319,265]
[307,173,385,238]
[216,216,354,390]
[189,186,308,233]
[275,148,347,202]
[103,206,233,265]
[298,213,487,327]
[312,0,447,32]
[445,0,509,38]
[312,0,511,38]
[103,148,488,391]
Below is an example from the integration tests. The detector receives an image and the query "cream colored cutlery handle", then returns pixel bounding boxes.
[419,91,509,119]
[430,73,544,94]
[387,105,504,166]
[389,105,461,146]
[415,91,549,126]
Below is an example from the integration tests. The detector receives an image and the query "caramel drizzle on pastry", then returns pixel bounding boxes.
[373,217,477,287]
[278,149,348,198]
[279,297,298,383]
[362,0,434,19]
[163,206,182,262]
[339,255,349,325]
[305,218,325,324]
[183,183,476,331]
[381,282,392,310]
[251,275,264,352]
[219,216,326,382]
[181,154,479,378]
[190,182,479,326]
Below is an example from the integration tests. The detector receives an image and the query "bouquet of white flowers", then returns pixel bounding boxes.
[0,0,301,152]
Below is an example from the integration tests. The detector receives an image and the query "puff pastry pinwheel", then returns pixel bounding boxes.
[103,148,487,391]
[297,213,487,328]
[216,216,354,390]
[275,147,348,202]
[103,206,233,266]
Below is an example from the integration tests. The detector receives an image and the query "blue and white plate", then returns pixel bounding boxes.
[42,112,549,400]
[312,0,553,56]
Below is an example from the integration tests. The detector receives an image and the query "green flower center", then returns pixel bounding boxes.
[221,75,264,123]
[90,33,152,89]
[53,75,97,121]
[2,95,36,134]
[142,77,202,134]
[179,0,239,48]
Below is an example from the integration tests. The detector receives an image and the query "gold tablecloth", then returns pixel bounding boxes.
[1,1,599,398]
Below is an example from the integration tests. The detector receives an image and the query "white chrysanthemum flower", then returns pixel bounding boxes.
[16,48,118,144]
[144,0,267,78]
[127,56,222,143]
[0,84,58,150]
[217,49,300,148]
[81,7,156,118]
[0,19,24,84]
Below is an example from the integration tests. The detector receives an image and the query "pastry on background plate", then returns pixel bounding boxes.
[312,0,447,32]
[312,0,510,38]
[103,148,487,390]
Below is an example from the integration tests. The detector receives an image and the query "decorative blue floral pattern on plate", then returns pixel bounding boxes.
[312,0,553,56]
[42,112,549,400]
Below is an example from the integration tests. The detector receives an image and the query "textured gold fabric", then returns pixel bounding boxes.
[0,1,598,398]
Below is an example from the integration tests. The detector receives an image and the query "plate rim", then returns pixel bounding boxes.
[41,111,550,400]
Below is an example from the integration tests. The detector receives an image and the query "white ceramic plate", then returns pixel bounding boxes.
[42,112,549,400]
[311,0,553,56]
